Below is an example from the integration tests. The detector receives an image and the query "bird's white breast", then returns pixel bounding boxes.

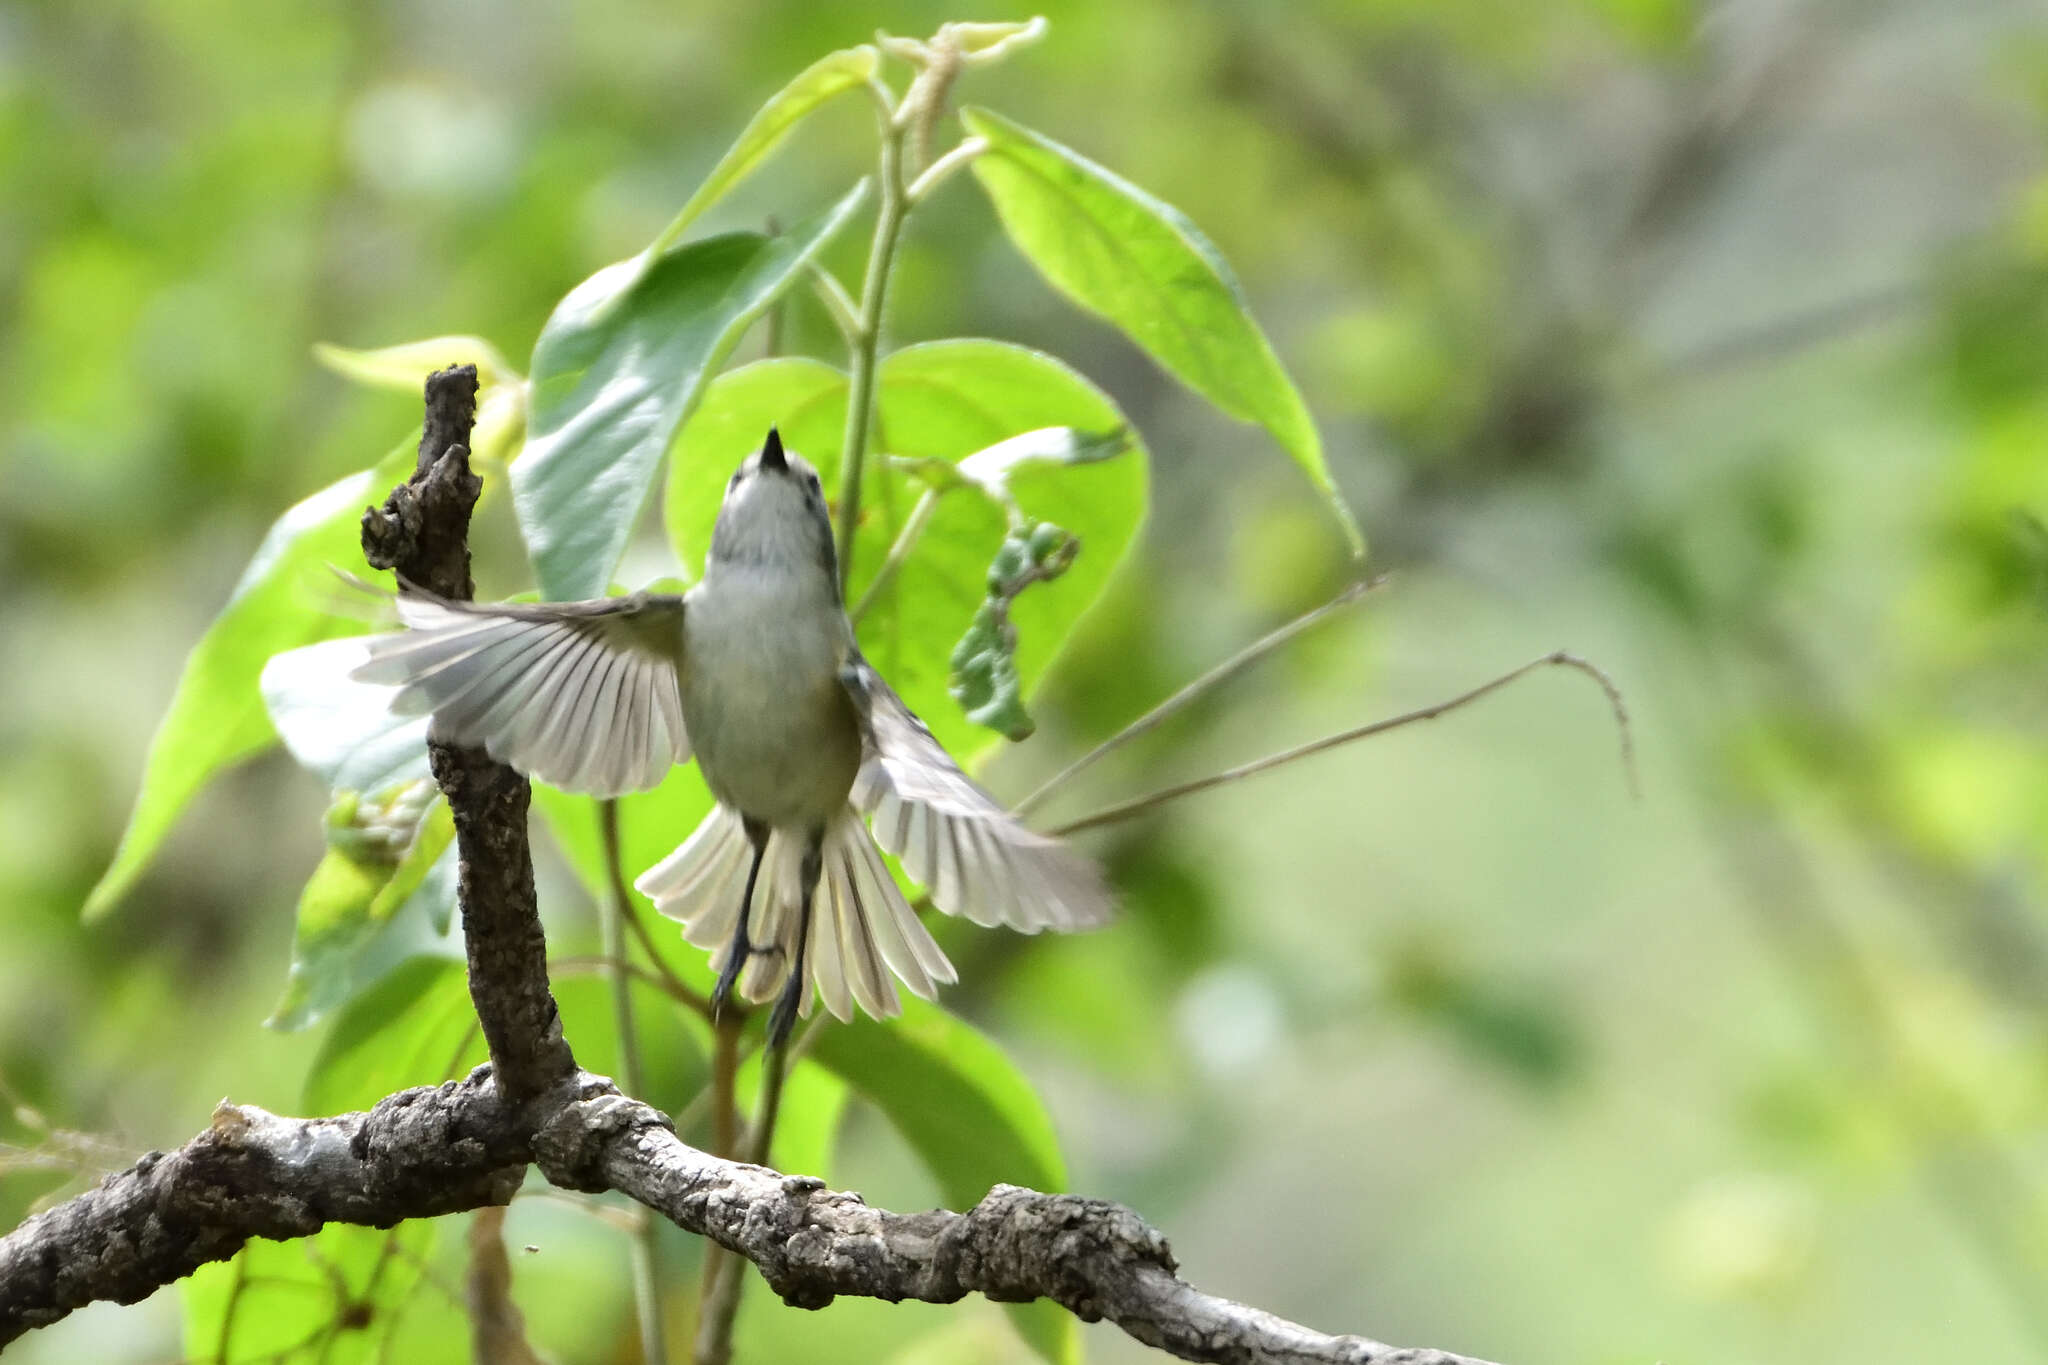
[680,565,861,829]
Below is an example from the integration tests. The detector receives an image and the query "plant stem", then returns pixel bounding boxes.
[1013,576,1386,817]
[599,799,668,1365]
[834,118,910,594]
[1048,650,1637,838]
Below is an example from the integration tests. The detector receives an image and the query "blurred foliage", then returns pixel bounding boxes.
[8,4,2048,1365]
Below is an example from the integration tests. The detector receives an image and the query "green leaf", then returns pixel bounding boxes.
[961,106,1363,556]
[650,46,879,253]
[182,1221,435,1364]
[664,341,1146,767]
[314,335,514,392]
[83,437,416,922]
[813,997,1077,1365]
[304,956,482,1115]
[266,787,458,1033]
[511,182,869,602]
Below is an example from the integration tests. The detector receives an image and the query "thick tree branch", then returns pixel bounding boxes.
[0,368,1506,1364]
[1,1070,1498,1364]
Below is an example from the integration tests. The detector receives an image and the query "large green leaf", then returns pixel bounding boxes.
[650,46,879,252]
[83,437,416,922]
[511,182,869,602]
[664,340,1147,766]
[961,106,1362,556]
[182,1221,436,1365]
[813,997,1077,1365]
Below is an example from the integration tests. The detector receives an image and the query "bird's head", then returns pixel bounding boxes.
[706,428,840,590]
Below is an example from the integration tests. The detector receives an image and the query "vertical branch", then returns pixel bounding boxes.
[360,364,576,1106]
[599,800,668,1364]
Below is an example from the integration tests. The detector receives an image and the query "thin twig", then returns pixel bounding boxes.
[1014,576,1386,817]
[551,956,709,1020]
[1049,651,1638,838]
[807,264,862,347]
[599,799,669,1365]
[616,904,714,1019]
[904,135,988,203]
[850,487,939,624]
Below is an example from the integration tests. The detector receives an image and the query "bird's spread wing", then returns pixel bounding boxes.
[353,587,690,797]
[841,657,1112,932]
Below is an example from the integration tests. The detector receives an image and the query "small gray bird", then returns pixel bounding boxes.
[352,428,1111,1046]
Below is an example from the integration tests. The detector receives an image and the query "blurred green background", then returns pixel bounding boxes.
[8,1,2048,1362]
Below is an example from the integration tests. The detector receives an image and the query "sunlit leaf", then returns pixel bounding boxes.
[512,183,869,602]
[182,1221,435,1364]
[314,335,514,392]
[962,106,1362,556]
[83,437,416,922]
[651,46,879,251]
[813,997,1077,1365]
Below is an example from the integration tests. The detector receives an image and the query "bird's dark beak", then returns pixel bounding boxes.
[760,426,787,474]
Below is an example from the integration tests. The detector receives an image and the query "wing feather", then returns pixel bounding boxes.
[353,586,689,796]
[841,657,1112,934]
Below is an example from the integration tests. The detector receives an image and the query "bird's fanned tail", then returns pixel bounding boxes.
[636,805,956,1023]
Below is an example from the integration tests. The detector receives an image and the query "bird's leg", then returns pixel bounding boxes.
[765,831,825,1050]
[711,817,772,1022]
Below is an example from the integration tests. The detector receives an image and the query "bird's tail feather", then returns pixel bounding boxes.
[636,805,955,1023]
